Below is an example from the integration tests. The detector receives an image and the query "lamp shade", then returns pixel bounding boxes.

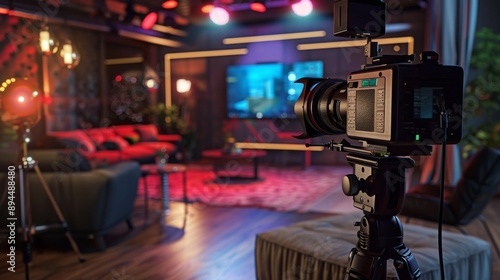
[58,40,81,69]
[176,79,191,93]
[38,27,59,55]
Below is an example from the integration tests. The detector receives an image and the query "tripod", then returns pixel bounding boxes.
[342,152,421,280]
[14,124,85,279]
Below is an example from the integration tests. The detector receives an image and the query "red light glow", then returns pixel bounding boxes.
[115,75,123,82]
[162,0,178,9]
[5,85,39,117]
[250,2,266,13]
[142,12,158,30]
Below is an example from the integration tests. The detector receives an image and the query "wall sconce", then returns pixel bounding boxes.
[144,65,160,93]
[58,40,81,69]
[176,79,191,93]
[38,26,59,55]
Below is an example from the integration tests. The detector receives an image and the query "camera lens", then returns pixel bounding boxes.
[294,78,348,139]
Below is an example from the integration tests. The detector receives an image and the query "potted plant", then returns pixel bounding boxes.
[462,28,500,158]
[143,103,196,160]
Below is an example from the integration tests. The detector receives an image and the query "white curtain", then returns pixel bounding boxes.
[417,0,478,186]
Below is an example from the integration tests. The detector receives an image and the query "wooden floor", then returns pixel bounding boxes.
[1,195,499,279]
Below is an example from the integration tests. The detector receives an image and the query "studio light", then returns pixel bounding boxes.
[209,6,230,25]
[38,26,59,55]
[162,0,178,9]
[292,0,313,17]
[59,40,81,69]
[250,0,266,13]
[142,11,158,29]
[0,78,41,126]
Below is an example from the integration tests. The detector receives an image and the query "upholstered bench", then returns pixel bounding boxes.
[255,213,491,280]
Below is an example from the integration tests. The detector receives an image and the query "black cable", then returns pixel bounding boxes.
[437,97,448,280]
[438,136,446,280]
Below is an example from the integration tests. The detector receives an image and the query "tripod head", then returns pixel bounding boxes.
[307,139,421,279]
[308,140,415,216]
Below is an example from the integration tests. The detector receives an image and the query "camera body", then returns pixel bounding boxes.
[294,0,464,153]
[346,60,463,146]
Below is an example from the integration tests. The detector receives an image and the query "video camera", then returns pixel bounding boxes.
[293,2,464,277]
[294,0,464,156]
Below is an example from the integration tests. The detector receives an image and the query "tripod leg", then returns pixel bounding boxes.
[19,165,32,280]
[33,165,86,262]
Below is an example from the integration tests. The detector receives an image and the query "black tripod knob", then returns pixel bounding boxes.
[342,174,360,196]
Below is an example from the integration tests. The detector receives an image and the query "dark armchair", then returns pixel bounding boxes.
[401,146,500,257]
[0,149,141,251]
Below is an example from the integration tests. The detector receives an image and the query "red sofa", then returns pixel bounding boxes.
[49,124,180,165]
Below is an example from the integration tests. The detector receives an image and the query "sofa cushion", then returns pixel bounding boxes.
[113,125,141,144]
[49,130,96,154]
[85,128,116,146]
[135,124,159,141]
[102,136,130,150]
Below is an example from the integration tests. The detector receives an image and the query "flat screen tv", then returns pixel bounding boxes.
[226,61,323,119]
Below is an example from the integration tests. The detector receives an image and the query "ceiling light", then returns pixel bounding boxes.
[162,0,178,9]
[209,6,230,25]
[142,11,158,29]
[250,0,266,13]
[292,0,313,17]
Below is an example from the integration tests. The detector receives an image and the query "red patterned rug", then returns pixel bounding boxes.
[138,164,355,213]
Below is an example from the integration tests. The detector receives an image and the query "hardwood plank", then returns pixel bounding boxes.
[0,194,498,279]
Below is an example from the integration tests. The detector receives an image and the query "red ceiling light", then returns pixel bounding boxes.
[142,12,158,29]
[162,0,178,9]
[250,0,266,13]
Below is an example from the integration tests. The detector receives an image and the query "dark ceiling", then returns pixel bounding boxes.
[4,0,336,28]
[0,0,426,48]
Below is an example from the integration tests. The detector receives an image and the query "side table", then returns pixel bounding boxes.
[201,149,267,182]
[140,164,187,222]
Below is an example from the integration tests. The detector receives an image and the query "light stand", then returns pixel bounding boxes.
[0,77,85,278]
[15,123,86,279]
[308,141,422,279]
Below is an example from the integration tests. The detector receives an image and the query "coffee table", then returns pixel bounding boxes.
[140,164,187,221]
[201,149,267,182]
